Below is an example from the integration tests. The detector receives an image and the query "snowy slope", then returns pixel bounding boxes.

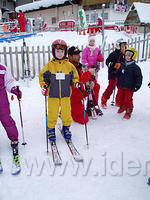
[0,30,150,200]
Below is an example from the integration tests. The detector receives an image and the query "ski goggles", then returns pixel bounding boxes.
[125,51,133,57]
[54,44,66,50]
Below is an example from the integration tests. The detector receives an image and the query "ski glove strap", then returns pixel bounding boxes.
[75,82,84,91]
[41,84,48,96]
[11,86,22,99]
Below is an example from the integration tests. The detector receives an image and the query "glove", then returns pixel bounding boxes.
[97,54,104,62]
[134,87,139,92]
[11,86,22,99]
[89,81,95,90]
[114,63,121,69]
[41,84,48,96]
[88,68,95,75]
[148,82,150,88]
[91,65,100,72]
[75,82,84,91]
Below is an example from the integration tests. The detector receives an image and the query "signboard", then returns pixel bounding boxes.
[114,0,127,12]
[78,9,87,29]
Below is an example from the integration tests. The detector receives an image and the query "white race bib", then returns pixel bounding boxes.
[56,73,65,80]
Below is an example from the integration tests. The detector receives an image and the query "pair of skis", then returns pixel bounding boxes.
[50,125,83,166]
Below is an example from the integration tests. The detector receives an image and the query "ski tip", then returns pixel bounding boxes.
[11,168,21,175]
[22,142,27,146]
[74,156,84,162]
[54,161,62,166]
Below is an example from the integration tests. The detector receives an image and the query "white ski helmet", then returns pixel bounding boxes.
[115,38,127,49]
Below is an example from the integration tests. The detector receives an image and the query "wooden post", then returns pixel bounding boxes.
[3,47,7,66]
[15,46,19,81]
[9,47,14,78]
[134,37,137,49]
[137,36,140,63]
[145,35,149,61]
[108,43,111,56]
[32,46,36,78]
[42,45,45,66]
[26,46,30,77]
[131,38,133,47]
[127,39,130,47]
[37,46,41,73]
[21,46,24,79]
[48,46,51,61]
[148,37,150,59]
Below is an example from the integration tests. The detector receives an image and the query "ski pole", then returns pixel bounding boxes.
[111,55,121,106]
[92,89,103,116]
[80,85,89,146]
[45,95,49,153]
[16,86,27,146]
[111,79,117,106]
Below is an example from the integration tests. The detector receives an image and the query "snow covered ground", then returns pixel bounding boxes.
[0,30,150,200]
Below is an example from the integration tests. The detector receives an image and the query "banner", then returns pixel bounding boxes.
[114,0,127,12]
[78,9,87,29]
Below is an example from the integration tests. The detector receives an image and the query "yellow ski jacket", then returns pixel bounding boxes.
[39,58,79,98]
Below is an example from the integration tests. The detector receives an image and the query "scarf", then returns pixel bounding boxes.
[87,45,96,56]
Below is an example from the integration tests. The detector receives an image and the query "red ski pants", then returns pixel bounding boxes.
[102,78,120,104]
[117,88,134,109]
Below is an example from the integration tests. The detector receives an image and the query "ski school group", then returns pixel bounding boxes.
[0,35,143,174]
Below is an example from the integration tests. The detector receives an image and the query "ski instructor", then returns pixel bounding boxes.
[68,46,102,124]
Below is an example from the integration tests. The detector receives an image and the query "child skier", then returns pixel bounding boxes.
[81,35,104,80]
[68,46,102,124]
[117,47,143,119]
[0,63,22,174]
[39,40,79,142]
[101,38,127,108]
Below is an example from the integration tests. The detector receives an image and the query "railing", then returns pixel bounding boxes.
[0,35,149,80]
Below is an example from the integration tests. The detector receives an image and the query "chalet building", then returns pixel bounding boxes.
[124,2,150,33]
[0,0,34,21]
[15,0,80,26]
[1,0,150,26]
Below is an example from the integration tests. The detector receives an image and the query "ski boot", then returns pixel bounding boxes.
[118,105,126,113]
[123,108,133,119]
[62,126,72,142]
[11,140,21,175]
[48,128,56,143]
[101,96,107,109]
[95,105,103,116]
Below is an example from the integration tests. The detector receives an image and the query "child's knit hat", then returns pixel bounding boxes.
[88,35,96,43]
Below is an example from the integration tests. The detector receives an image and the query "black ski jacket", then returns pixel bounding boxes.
[117,61,143,92]
[106,49,125,80]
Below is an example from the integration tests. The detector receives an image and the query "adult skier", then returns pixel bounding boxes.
[68,46,102,124]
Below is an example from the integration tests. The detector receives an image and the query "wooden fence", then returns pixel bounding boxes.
[0,35,149,81]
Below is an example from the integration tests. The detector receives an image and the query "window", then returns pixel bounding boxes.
[91,12,98,23]
[101,13,108,20]
[2,0,6,7]
[86,14,89,23]
[52,17,56,24]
